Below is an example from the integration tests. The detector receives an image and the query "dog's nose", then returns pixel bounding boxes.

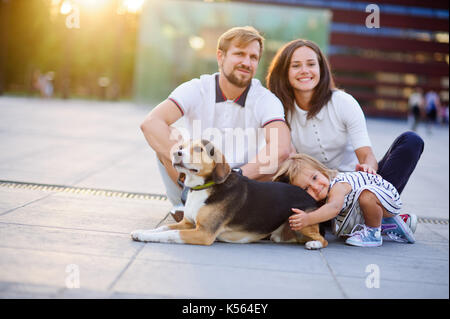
[172,149,183,165]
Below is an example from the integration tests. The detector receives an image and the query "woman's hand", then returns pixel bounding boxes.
[289,208,311,231]
[355,163,377,175]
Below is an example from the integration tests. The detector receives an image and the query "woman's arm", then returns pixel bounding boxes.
[337,92,377,173]
[289,182,351,230]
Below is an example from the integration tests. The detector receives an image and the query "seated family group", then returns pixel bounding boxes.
[139,26,424,248]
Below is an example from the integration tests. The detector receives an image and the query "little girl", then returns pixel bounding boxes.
[273,154,415,247]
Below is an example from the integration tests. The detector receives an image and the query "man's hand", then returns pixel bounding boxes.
[289,208,311,231]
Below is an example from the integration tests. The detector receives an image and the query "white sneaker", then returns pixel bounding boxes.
[170,204,185,222]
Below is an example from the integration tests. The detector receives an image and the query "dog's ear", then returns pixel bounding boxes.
[212,159,231,184]
[202,141,231,184]
[201,139,231,184]
[201,139,215,157]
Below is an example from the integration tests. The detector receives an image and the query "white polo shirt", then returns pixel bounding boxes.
[168,73,285,168]
[289,90,372,172]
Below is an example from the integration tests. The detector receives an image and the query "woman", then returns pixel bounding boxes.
[266,39,424,237]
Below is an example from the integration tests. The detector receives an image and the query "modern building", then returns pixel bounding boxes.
[244,0,449,117]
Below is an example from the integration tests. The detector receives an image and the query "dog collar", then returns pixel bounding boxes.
[191,181,216,191]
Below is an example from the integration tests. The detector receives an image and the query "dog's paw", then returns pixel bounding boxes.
[305,240,323,250]
[131,230,149,242]
[270,233,282,243]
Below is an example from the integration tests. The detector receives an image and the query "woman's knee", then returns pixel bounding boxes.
[400,131,425,152]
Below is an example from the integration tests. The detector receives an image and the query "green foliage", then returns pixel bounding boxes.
[1,0,138,99]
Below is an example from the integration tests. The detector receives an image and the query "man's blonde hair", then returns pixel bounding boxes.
[217,26,264,60]
[273,153,338,184]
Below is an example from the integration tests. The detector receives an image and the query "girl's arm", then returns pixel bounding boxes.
[289,182,352,231]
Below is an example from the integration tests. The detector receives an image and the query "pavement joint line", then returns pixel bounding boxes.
[0,193,54,217]
[0,244,139,261]
[0,241,358,283]
[0,279,186,299]
[107,244,145,291]
[319,250,349,299]
[0,221,131,236]
[1,179,448,224]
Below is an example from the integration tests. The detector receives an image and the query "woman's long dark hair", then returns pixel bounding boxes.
[266,39,336,128]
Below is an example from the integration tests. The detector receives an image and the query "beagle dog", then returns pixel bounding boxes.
[131,140,328,249]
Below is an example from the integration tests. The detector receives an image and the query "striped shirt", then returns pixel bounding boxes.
[330,171,402,222]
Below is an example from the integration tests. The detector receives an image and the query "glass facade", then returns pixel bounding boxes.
[134,0,330,104]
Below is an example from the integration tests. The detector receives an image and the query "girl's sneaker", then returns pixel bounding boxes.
[345,224,382,247]
[382,213,417,234]
[382,215,416,243]
[400,213,418,233]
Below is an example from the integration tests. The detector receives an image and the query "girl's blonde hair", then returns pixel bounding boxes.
[273,153,338,184]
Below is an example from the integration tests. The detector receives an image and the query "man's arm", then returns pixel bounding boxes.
[241,121,291,181]
[140,99,184,184]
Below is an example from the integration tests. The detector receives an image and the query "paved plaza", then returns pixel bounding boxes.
[0,96,448,299]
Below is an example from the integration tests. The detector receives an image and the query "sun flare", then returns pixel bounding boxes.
[124,0,145,13]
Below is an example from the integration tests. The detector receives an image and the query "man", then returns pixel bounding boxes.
[140,26,291,220]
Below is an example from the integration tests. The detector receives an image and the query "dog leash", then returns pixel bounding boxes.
[154,212,171,229]
[154,173,216,229]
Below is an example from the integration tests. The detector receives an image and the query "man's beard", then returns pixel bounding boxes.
[222,64,253,88]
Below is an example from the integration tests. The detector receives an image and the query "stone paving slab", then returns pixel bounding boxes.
[113,258,344,299]
[75,147,163,195]
[336,277,448,299]
[322,243,448,286]
[0,223,138,259]
[0,190,170,234]
[0,247,130,292]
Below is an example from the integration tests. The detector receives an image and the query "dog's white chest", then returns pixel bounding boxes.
[184,189,209,222]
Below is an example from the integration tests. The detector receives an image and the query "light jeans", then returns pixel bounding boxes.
[156,156,183,207]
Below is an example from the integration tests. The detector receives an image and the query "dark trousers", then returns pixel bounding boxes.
[377,131,425,194]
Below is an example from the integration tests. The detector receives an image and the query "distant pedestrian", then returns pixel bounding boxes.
[408,88,424,132]
[273,153,416,247]
[425,90,441,134]
[33,70,54,98]
[439,104,448,125]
